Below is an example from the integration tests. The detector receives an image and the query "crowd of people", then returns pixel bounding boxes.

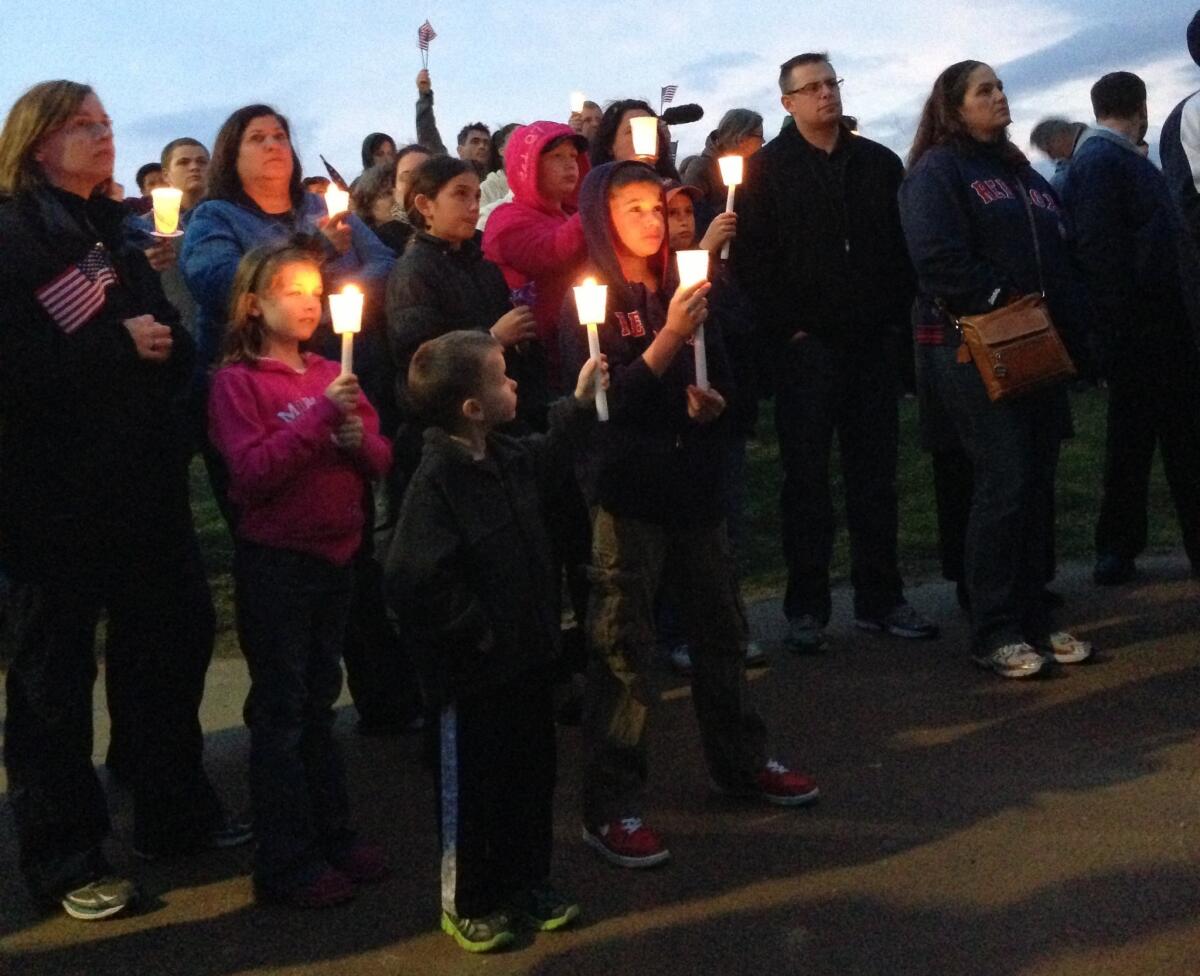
[1,10,1199,956]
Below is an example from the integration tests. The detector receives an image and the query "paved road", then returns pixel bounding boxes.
[1,556,1197,976]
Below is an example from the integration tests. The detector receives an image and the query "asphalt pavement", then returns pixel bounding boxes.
[1,555,1197,976]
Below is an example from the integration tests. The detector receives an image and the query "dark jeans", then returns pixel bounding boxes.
[1095,337,1200,567]
[4,532,220,902]
[233,543,354,890]
[932,448,1056,586]
[342,490,423,729]
[774,336,904,622]
[920,344,1062,652]
[434,673,556,918]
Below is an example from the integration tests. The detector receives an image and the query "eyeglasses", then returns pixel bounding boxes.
[785,79,844,97]
[59,117,113,139]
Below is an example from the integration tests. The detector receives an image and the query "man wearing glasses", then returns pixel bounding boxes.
[735,52,937,652]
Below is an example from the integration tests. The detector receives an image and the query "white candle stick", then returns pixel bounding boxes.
[629,115,659,160]
[150,187,184,236]
[570,91,586,114]
[329,285,363,377]
[325,185,350,219]
[717,155,744,260]
[676,250,710,389]
[572,277,609,421]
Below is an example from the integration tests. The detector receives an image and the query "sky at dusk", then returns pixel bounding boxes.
[0,0,1197,187]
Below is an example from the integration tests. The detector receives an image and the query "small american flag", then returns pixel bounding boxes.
[660,85,679,105]
[35,243,118,334]
[418,20,437,51]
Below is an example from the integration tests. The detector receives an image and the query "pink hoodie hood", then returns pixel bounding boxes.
[504,121,590,216]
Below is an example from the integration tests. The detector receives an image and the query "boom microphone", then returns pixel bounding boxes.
[662,103,704,126]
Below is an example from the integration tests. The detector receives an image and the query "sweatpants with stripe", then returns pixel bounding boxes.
[435,672,556,918]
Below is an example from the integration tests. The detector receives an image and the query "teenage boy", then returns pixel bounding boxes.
[385,331,606,953]
[564,161,818,870]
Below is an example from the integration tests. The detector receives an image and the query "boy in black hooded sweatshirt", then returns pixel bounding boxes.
[560,161,819,870]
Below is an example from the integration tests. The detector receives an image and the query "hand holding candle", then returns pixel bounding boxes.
[150,187,184,237]
[572,277,609,421]
[329,284,363,377]
[717,154,744,260]
[676,250,710,389]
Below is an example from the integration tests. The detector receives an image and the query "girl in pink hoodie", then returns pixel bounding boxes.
[208,239,392,909]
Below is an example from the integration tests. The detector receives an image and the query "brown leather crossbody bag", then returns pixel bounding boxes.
[947,179,1076,401]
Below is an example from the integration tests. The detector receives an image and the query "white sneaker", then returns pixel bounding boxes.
[1047,631,1092,664]
[668,645,692,675]
[972,643,1045,679]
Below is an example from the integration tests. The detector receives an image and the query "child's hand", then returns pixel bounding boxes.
[319,212,352,254]
[699,211,737,255]
[324,373,361,413]
[334,414,364,451]
[417,69,432,94]
[124,314,173,362]
[686,384,725,424]
[664,280,711,339]
[574,354,609,402]
[491,306,537,346]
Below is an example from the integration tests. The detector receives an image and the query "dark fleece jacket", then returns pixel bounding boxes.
[559,161,733,527]
[384,396,594,706]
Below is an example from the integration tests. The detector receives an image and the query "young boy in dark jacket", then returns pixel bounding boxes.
[560,161,819,871]
[384,330,606,953]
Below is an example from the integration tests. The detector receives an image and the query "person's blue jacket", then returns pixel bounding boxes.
[1062,126,1200,364]
[899,139,1086,355]
[180,191,394,383]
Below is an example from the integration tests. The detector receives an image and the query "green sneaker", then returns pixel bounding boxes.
[61,876,139,921]
[440,909,516,953]
[510,884,581,931]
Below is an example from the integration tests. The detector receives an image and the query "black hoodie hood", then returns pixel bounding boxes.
[361,132,394,168]
[576,160,672,313]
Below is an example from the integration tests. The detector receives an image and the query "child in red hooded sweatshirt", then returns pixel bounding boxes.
[483,121,591,415]
[208,239,393,908]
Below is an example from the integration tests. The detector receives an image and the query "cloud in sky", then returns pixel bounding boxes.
[0,0,1196,183]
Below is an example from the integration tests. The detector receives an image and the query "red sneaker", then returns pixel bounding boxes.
[582,817,670,868]
[260,865,355,909]
[756,760,820,807]
[329,839,389,884]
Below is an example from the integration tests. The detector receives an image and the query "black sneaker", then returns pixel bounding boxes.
[133,815,254,861]
[61,876,139,921]
[854,603,939,640]
[1093,554,1135,586]
[510,885,581,931]
[440,909,516,952]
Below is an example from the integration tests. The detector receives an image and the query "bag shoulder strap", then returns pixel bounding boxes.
[1012,176,1045,297]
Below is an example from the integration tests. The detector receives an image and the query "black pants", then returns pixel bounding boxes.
[774,336,904,622]
[435,674,556,918]
[342,489,423,730]
[1095,337,1200,567]
[4,532,220,902]
[234,543,355,891]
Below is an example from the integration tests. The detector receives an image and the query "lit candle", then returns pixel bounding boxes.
[570,91,586,114]
[328,284,363,376]
[150,186,183,236]
[572,277,609,421]
[676,250,710,389]
[717,155,744,260]
[325,185,350,219]
[629,115,659,160]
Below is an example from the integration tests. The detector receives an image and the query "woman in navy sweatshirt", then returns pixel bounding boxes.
[899,60,1093,679]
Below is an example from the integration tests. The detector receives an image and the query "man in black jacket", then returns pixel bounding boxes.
[1064,71,1200,583]
[735,52,936,650]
